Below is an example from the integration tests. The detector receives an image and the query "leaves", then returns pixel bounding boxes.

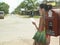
[12,0,40,14]
[0,2,9,14]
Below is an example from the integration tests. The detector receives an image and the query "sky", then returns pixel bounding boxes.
[0,0,59,13]
[0,0,24,13]
[0,0,44,13]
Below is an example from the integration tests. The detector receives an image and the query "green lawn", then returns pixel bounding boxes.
[21,15,40,18]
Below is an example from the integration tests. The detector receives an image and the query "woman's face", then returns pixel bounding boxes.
[39,8,45,16]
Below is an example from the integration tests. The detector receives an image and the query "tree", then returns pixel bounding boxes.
[13,0,39,16]
[0,2,9,14]
[26,0,39,17]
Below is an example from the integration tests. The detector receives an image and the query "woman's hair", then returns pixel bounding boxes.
[39,4,47,9]
[48,5,52,10]
[39,4,52,11]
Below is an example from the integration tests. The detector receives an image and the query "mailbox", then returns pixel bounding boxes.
[45,9,60,36]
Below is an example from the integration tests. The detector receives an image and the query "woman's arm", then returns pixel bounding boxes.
[32,16,44,31]
[32,22,39,30]
[39,16,44,31]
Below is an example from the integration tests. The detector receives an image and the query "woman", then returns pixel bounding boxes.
[32,4,52,45]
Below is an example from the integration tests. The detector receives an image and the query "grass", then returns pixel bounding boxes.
[21,15,40,18]
[33,15,40,18]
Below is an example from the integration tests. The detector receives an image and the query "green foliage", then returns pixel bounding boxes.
[0,2,9,14]
[21,0,39,10]
[12,0,39,15]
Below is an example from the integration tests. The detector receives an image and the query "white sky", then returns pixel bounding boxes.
[1,0,59,13]
[0,0,44,13]
[0,0,24,13]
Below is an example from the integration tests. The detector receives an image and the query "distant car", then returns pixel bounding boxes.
[0,11,4,19]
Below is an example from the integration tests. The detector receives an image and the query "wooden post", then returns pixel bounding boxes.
[59,36,60,45]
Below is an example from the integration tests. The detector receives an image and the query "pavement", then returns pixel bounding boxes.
[0,14,59,45]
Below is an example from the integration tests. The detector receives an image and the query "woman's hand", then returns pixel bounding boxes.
[32,21,36,26]
[32,21,39,31]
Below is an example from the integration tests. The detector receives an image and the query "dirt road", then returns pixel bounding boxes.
[0,15,59,45]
